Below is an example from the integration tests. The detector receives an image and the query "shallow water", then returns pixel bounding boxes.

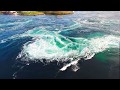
[0,11,120,79]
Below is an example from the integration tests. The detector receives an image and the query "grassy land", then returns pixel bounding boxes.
[17,11,45,16]
[43,11,73,15]
[0,11,73,16]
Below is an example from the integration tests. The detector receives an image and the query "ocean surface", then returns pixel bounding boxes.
[0,11,120,79]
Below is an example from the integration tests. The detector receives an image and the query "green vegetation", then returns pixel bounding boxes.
[0,11,73,16]
[43,11,73,15]
[17,11,44,16]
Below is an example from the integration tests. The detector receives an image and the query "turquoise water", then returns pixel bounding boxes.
[0,11,120,79]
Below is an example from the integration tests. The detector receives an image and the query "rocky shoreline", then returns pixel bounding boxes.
[0,11,73,16]
[0,11,18,15]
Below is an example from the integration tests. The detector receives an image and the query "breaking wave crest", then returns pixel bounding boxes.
[0,16,119,71]
[16,26,120,71]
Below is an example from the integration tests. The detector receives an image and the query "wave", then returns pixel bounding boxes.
[16,26,120,71]
[0,15,119,71]
[0,20,32,28]
[74,18,120,35]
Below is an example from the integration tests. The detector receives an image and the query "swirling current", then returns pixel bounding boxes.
[0,11,120,79]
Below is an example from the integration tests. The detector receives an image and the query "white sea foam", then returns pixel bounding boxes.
[60,60,79,71]
[0,11,120,72]
[17,27,120,71]
[13,13,120,71]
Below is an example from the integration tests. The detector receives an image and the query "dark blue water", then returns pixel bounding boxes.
[0,11,120,79]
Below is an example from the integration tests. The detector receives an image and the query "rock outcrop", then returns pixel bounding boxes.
[1,11,18,15]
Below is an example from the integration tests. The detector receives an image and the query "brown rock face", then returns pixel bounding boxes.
[1,11,18,15]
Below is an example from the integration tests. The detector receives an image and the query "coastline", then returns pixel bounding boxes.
[0,11,73,16]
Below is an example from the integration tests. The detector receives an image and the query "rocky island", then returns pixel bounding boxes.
[0,11,73,16]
